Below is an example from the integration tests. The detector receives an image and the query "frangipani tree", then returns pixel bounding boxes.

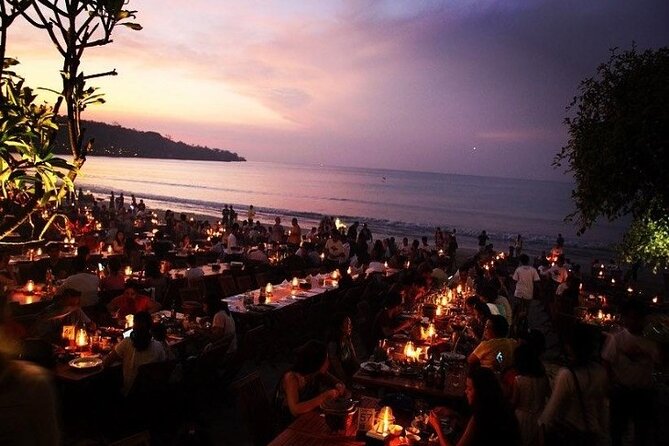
[0,0,141,243]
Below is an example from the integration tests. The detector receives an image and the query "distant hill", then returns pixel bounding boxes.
[52,120,245,162]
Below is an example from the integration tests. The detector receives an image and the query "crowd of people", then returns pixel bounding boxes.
[0,190,665,446]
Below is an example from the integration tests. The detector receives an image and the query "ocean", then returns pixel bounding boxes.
[73,157,627,256]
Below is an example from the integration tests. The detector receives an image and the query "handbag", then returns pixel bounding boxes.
[543,367,599,446]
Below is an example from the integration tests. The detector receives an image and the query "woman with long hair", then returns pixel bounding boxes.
[539,323,608,445]
[103,311,166,395]
[430,366,521,446]
[512,343,550,446]
[326,313,359,385]
[274,340,345,426]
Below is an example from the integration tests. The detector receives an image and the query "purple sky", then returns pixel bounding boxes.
[9,0,669,180]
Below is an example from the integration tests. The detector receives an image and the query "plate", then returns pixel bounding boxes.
[360,361,391,374]
[69,356,102,370]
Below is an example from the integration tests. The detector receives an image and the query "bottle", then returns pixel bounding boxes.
[170,300,177,319]
[437,355,447,389]
[258,287,266,304]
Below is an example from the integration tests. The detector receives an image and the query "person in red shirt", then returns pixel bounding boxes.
[107,281,160,318]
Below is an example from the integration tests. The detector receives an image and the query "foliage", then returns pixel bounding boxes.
[0,61,75,206]
[555,46,669,233]
[618,210,669,273]
[555,46,669,268]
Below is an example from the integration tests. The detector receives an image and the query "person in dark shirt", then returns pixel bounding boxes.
[371,292,415,344]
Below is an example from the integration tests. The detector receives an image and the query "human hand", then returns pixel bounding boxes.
[323,389,339,401]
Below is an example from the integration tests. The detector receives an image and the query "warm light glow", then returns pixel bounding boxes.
[597,309,604,320]
[456,284,462,294]
[331,270,339,280]
[347,266,352,275]
[124,266,133,276]
[627,287,633,293]
[320,253,325,260]
[76,329,89,348]
[25,280,35,293]
[107,245,113,254]
[125,314,134,328]
[292,277,299,288]
[652,296,658,304]
[265,282,273,295]
[25,296,34,304]
[436,305,442,317]
[194,244,199,251]
[376,406,393,435]
[62,325,76,342]
[403,341,415,358]
[36,248,43,256]
[384,261,388,269]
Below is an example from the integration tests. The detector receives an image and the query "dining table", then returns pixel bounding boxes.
[268,397,409,446]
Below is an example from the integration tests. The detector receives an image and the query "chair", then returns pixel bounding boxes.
[218,275,238,297]
[109,431,151,446]
[230,371,277,446]
[235,275,254,293]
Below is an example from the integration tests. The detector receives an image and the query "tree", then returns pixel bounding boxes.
[0,0,140,243]
[555,46,669,270]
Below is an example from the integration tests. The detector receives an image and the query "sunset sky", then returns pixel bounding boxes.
[8,0,669,180]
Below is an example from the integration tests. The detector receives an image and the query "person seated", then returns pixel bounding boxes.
[274,340,345,426]
[371,291,416,343]
[464,296,491,342]
[179,234,192,252]
[100,257,125,292]
[468,315,517,371]
[111,230,126,254]
[479,285,512,326]
[58,257,99,307]
[107,281,160,318]
[429,367,521,446]
[0,299,60,446]
[327,313,360,386]
[32,288,92,342]
[246,242,269,264]
[184,254,204,282]
[203,297,237,355]
[103,311,167,395]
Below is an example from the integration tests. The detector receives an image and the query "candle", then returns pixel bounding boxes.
[107,245,113,254]
[124,266,133,276]
[75,328,89,348]
[331,270,339,280]
[25,280,35,293]
[320,253,325,261]
[384,261,388,269]
[292,277,299,288]
[194,244,199,251]
[36,248,43,256]
[626,287,633,294]
[652,296,658,304]
[597,309,604,320]
[347,266,352,275]
[265,283,273,295]
[125,314,134,328]
[403,341,415,359]
[611,278,616,285]
[377,406,393,435]
[456,284,462,295]
[436,305,442,317]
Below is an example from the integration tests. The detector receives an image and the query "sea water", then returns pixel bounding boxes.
[73,157,627,255]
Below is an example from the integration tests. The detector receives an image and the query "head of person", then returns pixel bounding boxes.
[292,218,298,226]
[478,284,498,304]
[519,254,530,266]
[186,254,197,268]
[275,217,281,225]
[458,265,469,280]
[292,340,328,376]
[71,257,87,274]
[472,299,491,323]
[466,366,519,440]
[181,234,191,245]
[76,245,90,260]
[122,281,143,302]
[331,312,352,340]
[556,254,565,267]
[483,315,509,340]
[565,323,598,367]
[383,291,403,317]
[402,237,408,246]
[108,257,121,275]
[621,299,647,335]
[130,311,153,352]
[513,343,545,377]
[115,231,126,243]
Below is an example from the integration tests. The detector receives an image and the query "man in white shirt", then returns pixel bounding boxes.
[511,254,540,332]
[602,300,660,446]
[59,258,99,307]
[226,223,239,255]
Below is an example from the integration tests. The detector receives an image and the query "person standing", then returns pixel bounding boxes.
[271,217,285,243]
[602,300,660,446]
[511,254,540,334]
[221,205,230,227]
[288,218,301,246]
[477,230,488,252]
[247,205,256,223]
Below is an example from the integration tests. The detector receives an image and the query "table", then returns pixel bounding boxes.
[223,279,337,315]
[268,397,407,446]
[353,369,465,400]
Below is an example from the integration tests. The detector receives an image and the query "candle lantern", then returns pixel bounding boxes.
[36,248,43,256]
[107,245,113,254]
[125,314,134,329]
[124,266,133,276]
[76,328,89,348]
[265,282,273,298]
[367,406,395,440]
[25,280,35,294]
[384,261,388,270]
